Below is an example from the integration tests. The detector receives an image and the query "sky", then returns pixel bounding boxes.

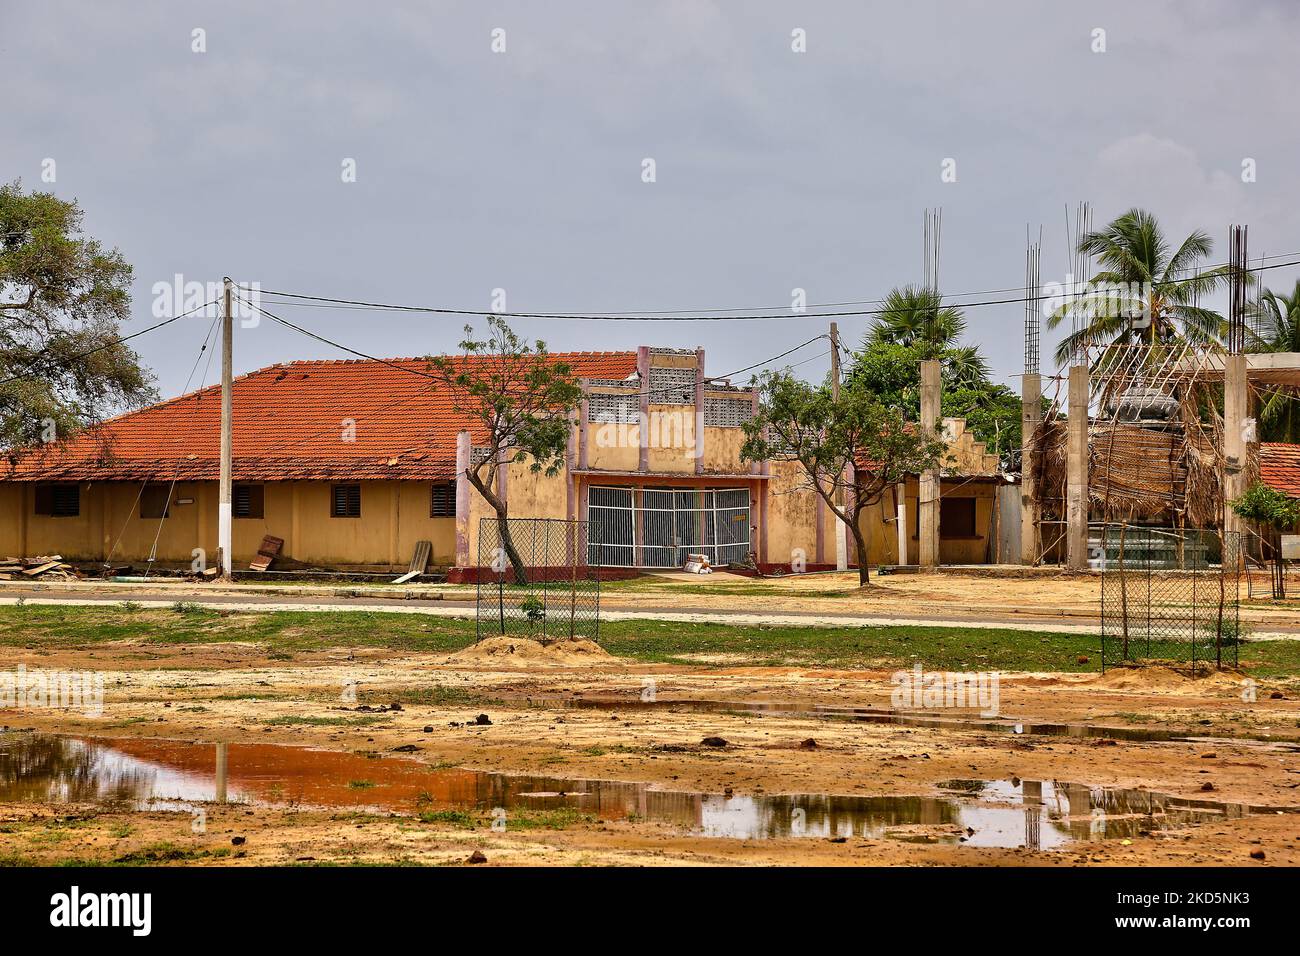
[4,0,1298,400]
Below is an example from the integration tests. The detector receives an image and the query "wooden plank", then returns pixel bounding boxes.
[22,561,61,577]
[248,535,284,572]
[391,570,421,584]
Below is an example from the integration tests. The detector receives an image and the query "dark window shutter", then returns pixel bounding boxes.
[233,484,264,518]
[52,484,80,517]
[140,485,171,519]
[34,484,54,515]
[332,484,360,517]
[430,483,454,517]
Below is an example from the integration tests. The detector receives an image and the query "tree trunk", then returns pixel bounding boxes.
[849,508,871,586]
[467,467,528,584]
[495,508,529,585]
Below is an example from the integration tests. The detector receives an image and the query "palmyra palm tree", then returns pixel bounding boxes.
[1047,208,1230,368]
[868,285,966,358]
[1248,280,1300,442]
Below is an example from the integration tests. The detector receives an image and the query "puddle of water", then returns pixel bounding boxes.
[2,733,1287,850]
[522,695,1300,749]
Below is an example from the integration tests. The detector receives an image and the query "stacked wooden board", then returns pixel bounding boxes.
[0,555,83,581]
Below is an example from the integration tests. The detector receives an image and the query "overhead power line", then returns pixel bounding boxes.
[241,254,1300,323]
[236,296,829,400]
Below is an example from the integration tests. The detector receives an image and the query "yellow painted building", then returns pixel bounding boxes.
[0,347,1012,575]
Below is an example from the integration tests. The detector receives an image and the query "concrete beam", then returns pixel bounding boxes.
[1066,365,1089,570]
[918,359,941,567]
[1020,372,1042,565]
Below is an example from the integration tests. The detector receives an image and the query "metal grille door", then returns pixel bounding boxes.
[588,486,633,567]
[588,486,751,568]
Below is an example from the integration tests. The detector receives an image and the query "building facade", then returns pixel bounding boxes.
[0,345,1015,575]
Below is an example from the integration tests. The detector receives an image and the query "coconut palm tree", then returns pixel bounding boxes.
[867,285,965,357]
[1046,208,1231,367]
[1248,280,1300,442]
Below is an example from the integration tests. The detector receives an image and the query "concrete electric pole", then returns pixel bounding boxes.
[219,277,234,578]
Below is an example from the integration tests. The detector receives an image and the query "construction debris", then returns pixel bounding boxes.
[0,556,83,581]
[683,552,713,574]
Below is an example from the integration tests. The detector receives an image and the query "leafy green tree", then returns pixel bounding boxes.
[1047,208,1230,366]
[429,316,582,584]
[848,340,1021,457]
[1,181,152,455]
[1247,280,1300,442]
[1231,481,1300,598]
[741,370,946,585]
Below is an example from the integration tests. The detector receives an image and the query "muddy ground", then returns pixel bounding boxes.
[3,629,1299,867]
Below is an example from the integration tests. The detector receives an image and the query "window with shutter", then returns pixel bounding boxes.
[35,483,79,517]
[234,484,264,519]
[140,485,171,519]
[430,483,454,517]
[331,484,361,517]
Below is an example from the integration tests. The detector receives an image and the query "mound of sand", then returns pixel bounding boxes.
[1086,664,1246,691]
[448,637,616,667]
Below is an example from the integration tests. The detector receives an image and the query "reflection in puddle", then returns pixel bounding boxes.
[0,733,1288,850]
[522,695,1300,749]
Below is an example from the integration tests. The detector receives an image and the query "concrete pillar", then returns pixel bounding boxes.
[1020,372,1042,565]
[693,347,705,475]
[636,346,650,473]
[918,359,941,567]
[455,430,471,567]
[1222,354,1249,552]
[896,481,908,566]
[1066,365,1090,570]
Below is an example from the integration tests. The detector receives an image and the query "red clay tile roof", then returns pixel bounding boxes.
[1261,442,1300,498]
[3,353,638,482]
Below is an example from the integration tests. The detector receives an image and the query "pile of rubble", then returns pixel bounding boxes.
[0,555,84,581]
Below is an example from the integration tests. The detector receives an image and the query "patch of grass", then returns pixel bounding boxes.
[109,841,233,865]
[387,685,502,708]
[261,715,388,727]
[416,808,477,827]
[6,604,1300,677]
[505,808,593,830]
[0,605,479,653]
[414,807,592,830]
[347,780,375,789]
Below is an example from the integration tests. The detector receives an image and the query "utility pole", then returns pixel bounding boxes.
[219,277,234,578]
[830,323,848,571]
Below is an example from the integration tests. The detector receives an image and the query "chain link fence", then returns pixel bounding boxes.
[1099,526,1242,672]
[475,517,601,643]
